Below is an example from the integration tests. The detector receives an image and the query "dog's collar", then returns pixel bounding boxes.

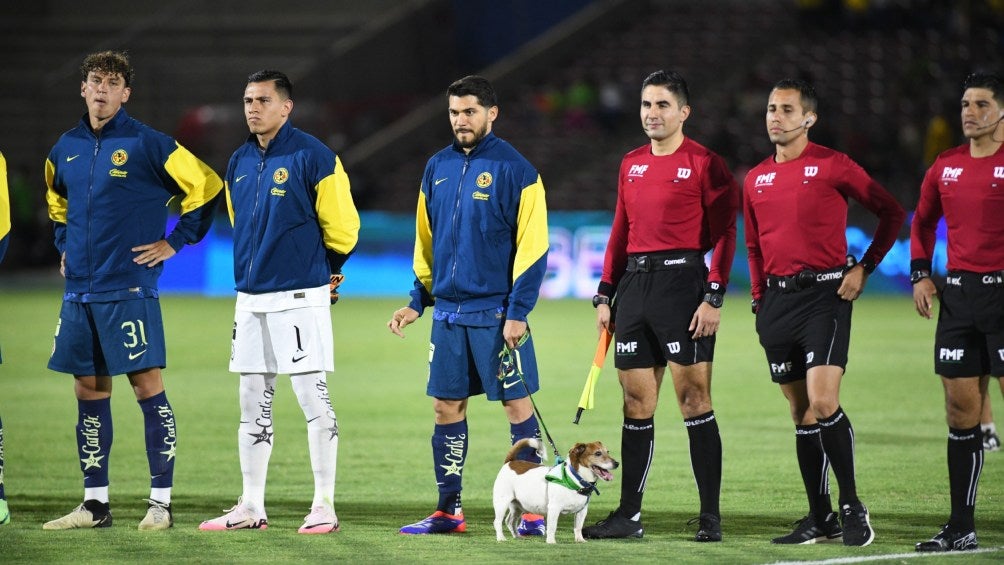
[545,460,599,496]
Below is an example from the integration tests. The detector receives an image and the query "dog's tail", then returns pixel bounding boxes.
[504,438,546,463]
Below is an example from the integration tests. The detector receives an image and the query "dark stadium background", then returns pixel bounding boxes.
[1,0,1001,292]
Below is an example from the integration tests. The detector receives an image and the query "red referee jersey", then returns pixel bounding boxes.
[744,142,905,300]
[911,143,1004,273]
[600,137,739,295]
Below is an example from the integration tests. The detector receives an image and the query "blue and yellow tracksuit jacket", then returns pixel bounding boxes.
[225,121,359,294]
[409,132,549,322]
[0,151,10,264]
[45,109,224,297]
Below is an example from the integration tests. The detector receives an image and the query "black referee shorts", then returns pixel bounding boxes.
[613,254,712,370]
[935,272,1004,378]
[755,277,851,383]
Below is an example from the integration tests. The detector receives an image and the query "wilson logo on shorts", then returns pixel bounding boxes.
[273,167,290,184]
[111,149,128,166]
[475,172,493,188]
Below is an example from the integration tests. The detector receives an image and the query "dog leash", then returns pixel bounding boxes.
[497,331,564,463]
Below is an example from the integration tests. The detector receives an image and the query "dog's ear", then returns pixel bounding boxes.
[572,443,587,457]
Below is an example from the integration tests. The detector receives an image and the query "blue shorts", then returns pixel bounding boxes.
[48,298,167,377]
[428,319,539,401]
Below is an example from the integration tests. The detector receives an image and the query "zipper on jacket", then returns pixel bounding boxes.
[248,149,266,287]
[448,156,470,313]
[86,133,101,293]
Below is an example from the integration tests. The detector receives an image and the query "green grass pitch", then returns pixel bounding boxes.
[0,289,1000,563]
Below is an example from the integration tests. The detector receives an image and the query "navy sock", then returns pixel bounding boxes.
[433,420,467,515]
[138,391,177,488]
[794,423,833,521]
[509,414,541,463]
[77,397,113,489]
[947,425,983,531]
[817,406,858,507]
[685,411,721,517]
[619,417,654,518]
[0,413,5,499]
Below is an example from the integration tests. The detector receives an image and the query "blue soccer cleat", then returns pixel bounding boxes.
[400,511,466,534]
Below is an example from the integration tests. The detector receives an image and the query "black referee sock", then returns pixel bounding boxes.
[619,417,654,519]
[947,425,983,531]
[794,423,833,522]
[817,406,858,507]
[685,411,721,518]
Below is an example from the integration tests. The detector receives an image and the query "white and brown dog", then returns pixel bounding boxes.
[492,438,618,543]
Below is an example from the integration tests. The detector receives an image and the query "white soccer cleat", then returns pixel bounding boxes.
[138,499,173,531]
[298,504,339,534]
[43,500,112,530]
[198,498,267,531]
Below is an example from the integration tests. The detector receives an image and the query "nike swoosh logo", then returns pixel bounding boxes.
[66,155,80,162]
[235,175,247,183]
[128,349,147,360]
[434,178,448,186]
[306,416,320,423]
[502,379,520,389]
[292,354,308,363]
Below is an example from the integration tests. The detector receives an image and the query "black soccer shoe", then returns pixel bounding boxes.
[771,512,842,544]
[581,509,643,539]
[915,524,978,552]
[840,503,875,546]
[689,513,722,542]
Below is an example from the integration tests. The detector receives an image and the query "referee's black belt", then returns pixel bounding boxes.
[766,266,845,293]
[625,251,702,273]
[946,270,1004,288]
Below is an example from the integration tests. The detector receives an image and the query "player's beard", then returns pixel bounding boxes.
[454,123,489,149]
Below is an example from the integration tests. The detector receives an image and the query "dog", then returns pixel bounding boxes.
[492,438,618,543]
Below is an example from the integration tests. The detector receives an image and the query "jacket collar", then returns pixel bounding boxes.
[245,120,295,153]
[80,108,130,137]
[451,131,498,157]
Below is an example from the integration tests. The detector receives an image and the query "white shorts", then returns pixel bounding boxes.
[230,286,334,374]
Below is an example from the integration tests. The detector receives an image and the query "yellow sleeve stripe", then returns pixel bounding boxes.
[0,153,10,240]
[224,181,235,226]
[413,188,434,293]
[512,175,549,282]
[164,142,224,213]
[315,156,360,254]
[45,157,68,224]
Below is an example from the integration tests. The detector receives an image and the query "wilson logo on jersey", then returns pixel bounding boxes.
[111,149,128,166]
[804,166,818,177]
[677,168,691,179]
[941,167,963,182]
[994,166,1004,179]
[754,172,776,188]
[273,168,289,184]
[476,172,493,188]
[628,164,648,177]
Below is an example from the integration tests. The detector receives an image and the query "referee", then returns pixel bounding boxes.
[744,79,905,547]
[584,70,738,542]
[911,72,1004,553]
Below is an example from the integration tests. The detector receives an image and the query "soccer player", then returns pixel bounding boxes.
[744,78,905,547]
[582,70,738,541]
[43,51,224,530]
[199,70,359,534]
[387,75,549,535]
[911,72,1004,552]
[0,150,10,526]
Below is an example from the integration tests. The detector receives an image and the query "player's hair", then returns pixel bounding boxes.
[80,51,134,87]
[962,72,1004,106]
[772,78,818,113]
[247,70,293,100]
[641,70,689,107]
[447,75,498,108]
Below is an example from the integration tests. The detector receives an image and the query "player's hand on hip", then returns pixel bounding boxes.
[690,302,720,340]
[837,265,867,301]
[388,307,420,337]
[329,273,345,304]
[132,239,176,267]
[503,319,528,349]
[912,278,938,319]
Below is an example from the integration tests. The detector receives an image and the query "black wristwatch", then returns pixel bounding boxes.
[592,294,610,308]
[910,269,931,284]
[703,292,724,308]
